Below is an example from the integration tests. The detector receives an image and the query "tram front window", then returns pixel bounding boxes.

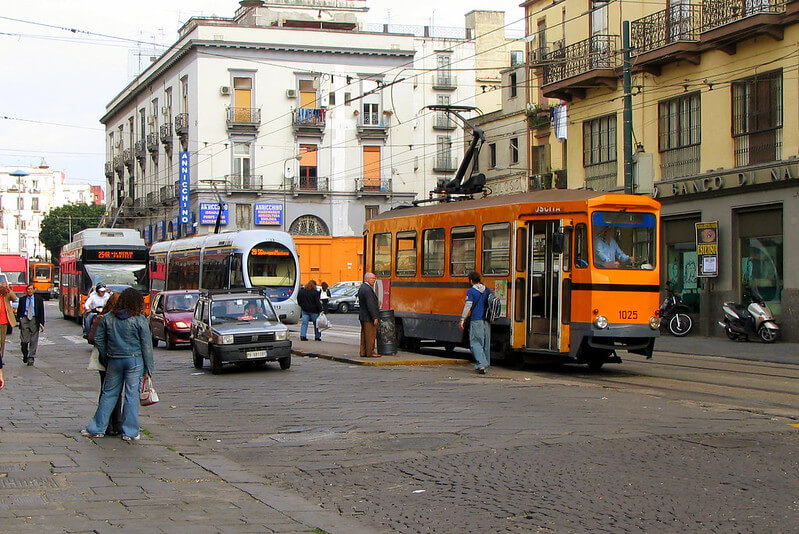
[247,242,297,300]
[592,212,656,270]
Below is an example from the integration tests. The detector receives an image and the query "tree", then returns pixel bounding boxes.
[39,204,107,262]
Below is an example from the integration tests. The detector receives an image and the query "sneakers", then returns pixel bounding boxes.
[476,367,487,375]
[300,337,308,341]
[121,434,141,442]
[80,429,104,438]
[26,358,34,366]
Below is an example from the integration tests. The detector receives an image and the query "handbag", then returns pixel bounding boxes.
[316,312,331,330]
[87,347,106,371]
[140,375,159,406]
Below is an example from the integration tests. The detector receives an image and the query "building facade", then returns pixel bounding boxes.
[524,0,799,339]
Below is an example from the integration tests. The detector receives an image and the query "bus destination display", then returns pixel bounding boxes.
[84,249,148,262]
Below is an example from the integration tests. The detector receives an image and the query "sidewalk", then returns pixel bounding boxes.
[0,355,375,533]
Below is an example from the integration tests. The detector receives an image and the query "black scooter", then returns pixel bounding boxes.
[659,282,692,337]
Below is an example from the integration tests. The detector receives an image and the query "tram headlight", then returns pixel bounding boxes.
[649,316,660,330]
[594,315,608,329]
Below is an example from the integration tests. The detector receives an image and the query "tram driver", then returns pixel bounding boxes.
[594,225,635,268]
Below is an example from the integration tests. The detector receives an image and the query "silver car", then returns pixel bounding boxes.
[327,286,359,313]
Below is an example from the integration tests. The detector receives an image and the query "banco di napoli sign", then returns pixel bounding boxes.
[652,162,799,199]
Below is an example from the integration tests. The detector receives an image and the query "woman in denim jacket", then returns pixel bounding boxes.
[82,288,154,441]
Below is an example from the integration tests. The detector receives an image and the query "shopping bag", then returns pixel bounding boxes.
[139,375,159,406]
[316,313,331,330]
[87,347,106,371]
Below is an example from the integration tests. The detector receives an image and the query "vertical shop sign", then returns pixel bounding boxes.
[179,151,190,225]
[695,221,719,277]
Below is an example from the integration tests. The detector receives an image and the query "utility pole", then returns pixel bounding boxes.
[622,20,634,195]
[68,215,72,240]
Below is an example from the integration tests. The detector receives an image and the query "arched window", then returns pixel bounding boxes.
[289,215,329,236]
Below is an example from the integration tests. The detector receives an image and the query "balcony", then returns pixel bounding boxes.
[159,123,173,148]
[134,139,146,161]
[122,148,134,170]
[631,4,702,74]
[542,35,620,101]
[356,113,389,139]
[292,176,329,196]
[113,155,124,173]
[432,74,457,90]
[292,108,326,136]
[104,161,114,179]
[175,113,189,137]
[700,0,787,53]
[146,191,158,211]
[226,106,261,132]
[433,156,458,173]
[133,197,144,215]
[159,184,175,205]
[227,174,263,191]
[433,114,456,130]
[355,178,392,196]
[146,132,159,154]
[527,106,551,131]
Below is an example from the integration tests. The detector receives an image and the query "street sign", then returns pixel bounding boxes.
[695,221,719,277]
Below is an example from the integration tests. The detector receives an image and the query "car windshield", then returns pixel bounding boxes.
[331,286,357,297]
[166,293,199,312]
[592,212,657,270]
[210,297,278,325]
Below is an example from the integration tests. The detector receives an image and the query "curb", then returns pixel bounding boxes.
[292,349,468,367]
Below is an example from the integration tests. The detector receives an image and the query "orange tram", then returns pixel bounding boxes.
[364,190,662,369]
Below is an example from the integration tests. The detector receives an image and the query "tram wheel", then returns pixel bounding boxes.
[586,353,607,371]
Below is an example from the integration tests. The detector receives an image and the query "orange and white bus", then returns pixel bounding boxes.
[364,190,661,369]
[30,262,56,300]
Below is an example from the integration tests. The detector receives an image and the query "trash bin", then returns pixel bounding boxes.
[377,309,397,355]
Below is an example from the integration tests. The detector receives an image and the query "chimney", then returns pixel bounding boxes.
[239,0,265,7]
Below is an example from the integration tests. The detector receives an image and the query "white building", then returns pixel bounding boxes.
[0,165,100,258]
[100,0,508,244]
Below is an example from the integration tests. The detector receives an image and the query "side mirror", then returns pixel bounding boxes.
[75,261,83,271]
[552,232,565,254]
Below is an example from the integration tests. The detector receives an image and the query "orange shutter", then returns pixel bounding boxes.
[300,144,317,166]
[363,146,381,189]
[233,78,252,121]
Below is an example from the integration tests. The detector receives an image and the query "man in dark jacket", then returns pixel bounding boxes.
[357,272,380,357]
[17,284,45,366]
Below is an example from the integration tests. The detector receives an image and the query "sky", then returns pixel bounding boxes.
[0,0,525,187]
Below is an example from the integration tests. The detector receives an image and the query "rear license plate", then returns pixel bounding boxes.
[246,350,267,359]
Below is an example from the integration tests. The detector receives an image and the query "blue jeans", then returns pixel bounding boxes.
[86,357,143,438]
[301,312,321,340]
[469,320,491,370]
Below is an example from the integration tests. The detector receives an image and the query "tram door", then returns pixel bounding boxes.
[527,221,563,350]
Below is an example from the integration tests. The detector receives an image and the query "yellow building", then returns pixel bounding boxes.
[524,0,799,340]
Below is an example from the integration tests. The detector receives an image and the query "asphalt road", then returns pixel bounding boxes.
[8,301,799,532]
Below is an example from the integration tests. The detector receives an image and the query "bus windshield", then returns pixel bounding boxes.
[34,266,51,279]
[85,264,148,292]
[247,242,297,300]
[592,212,656,270]
[3,271,26,284]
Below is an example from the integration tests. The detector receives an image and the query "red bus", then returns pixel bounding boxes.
[0,254,29,293]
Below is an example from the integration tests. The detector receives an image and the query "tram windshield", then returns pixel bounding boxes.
[85,264,149,292]
[34,265,52,279]
[592,212,656,270]
[246,241,297,300]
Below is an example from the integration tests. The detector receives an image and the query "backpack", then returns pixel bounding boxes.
[483,289,501,323]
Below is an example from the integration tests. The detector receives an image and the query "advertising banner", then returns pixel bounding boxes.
[155,220,166,241]
[179,151,191,225]
[199,202,228,225]
[254,203,283,226]
[695,221,719,277]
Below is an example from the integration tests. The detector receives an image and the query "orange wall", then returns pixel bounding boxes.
[294,236,364,286]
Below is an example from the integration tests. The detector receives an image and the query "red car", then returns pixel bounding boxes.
[149,290,200,349]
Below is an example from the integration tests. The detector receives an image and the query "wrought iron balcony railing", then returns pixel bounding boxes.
[355,178,392,193]
[432,74,457,90]
[134,139,146,160]
[174,113,189,136]
[433,114,456,130]
[104,161,114,178]
[227,174,263,190]
[159,184,175,205]
[702,0,786,32]
[146,132,159,153]
[542,34,620,86]
[292,176,329,194]
[159,123,173,145]
[631,4,702,54]
[292,107,326,127]
[433,156,458,173]
[146,191,157,210]
[226,106,261,129]
[122,148,134,166]
[113,155,124,172]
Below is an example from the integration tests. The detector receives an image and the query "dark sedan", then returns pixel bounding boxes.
[150,290,200,349]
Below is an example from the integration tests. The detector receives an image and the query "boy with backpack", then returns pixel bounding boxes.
[458,271,495,375]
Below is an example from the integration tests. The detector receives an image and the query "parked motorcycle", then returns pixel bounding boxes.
[659,282,693,336]
[718,286,779,343]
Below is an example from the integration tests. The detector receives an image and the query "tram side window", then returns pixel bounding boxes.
[230,254,245,288]
[202,253,229,289]
[450,226,475,276]
[482,223,510,276]
[575,224,589,268]
[396,231,417,277]
[373,233,392,277]
[422,228,445,277]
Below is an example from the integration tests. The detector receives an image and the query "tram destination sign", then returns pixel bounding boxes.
[695,221,719,277]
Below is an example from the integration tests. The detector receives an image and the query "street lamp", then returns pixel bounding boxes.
[282,154,302,231]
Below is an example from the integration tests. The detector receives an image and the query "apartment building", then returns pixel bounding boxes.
[0,165,100,258]
[524,0,799,339]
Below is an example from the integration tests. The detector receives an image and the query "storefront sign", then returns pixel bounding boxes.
[695,221,719,277]
[653,162,799,199]
[254,203,283,226]
[155,220,166,241]
[143,225,152,245]
[178,151,191,225]
[199,203,228,225]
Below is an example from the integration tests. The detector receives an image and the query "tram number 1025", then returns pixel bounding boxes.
[619,310,638,320]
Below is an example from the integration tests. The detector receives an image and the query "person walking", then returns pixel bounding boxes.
[0,281,18,374]
[16,284,45,366]
[92,292,123,436]
[459,271,490,375]
[297,280,323,341]
[357,272,380,358]
[82,288,154,441]
[319,281,331,313]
